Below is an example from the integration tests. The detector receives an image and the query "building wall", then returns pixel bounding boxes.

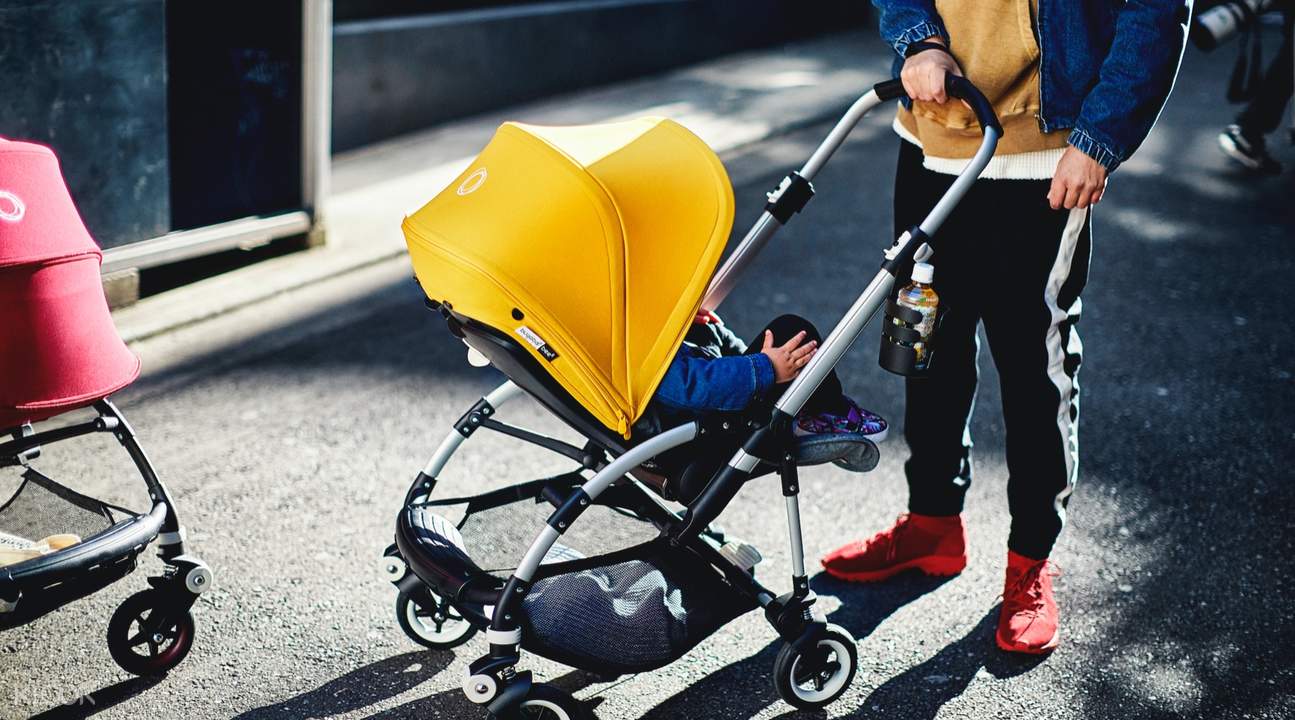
[332,0,869,152]
[0,0,169,250]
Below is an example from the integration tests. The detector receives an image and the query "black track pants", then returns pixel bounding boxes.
[893,140,1090,560]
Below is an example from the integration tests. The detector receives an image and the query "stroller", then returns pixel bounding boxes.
[0,138,211,676]
[382,77,1001,718]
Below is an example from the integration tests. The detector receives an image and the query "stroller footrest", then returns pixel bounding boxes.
[396,506,501,606]
[793,433,879,473]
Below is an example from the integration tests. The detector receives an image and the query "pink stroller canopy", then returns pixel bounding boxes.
[0,138,139,429]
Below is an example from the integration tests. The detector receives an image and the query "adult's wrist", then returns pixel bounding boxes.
[1066,126,1121,173]
[893,22,949,58]
[905,39,953,59]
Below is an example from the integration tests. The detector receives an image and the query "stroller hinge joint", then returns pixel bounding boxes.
[765,589,820,641]
[780,457,799,497]
[882,225,930,274]
[455,397,496,437]
[765,172,815,224]
[6,424,40,466]
[547,488,592,531]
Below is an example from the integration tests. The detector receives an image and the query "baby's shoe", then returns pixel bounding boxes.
[794,396,887,442]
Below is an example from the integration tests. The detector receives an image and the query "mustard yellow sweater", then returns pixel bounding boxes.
[895,0,1069,178]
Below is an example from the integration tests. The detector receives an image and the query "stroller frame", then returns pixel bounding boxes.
[0,399,212,676]
[387,77,1001,717]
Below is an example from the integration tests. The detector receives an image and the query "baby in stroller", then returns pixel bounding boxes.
[657,312,887,440]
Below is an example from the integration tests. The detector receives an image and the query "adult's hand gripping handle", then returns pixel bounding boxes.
[872,76,1002,135]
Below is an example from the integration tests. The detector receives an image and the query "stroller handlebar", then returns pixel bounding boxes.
[872,76,1002,135]
[944,76,1002,135]
[700,75,1001,314]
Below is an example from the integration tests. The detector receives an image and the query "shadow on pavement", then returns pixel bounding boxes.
[846,608,1045,720]
[363,669,602,719]
[231,651,452,720]
[812,572,955,641]
[640,570,953,720]
[30,676,163,719]
[677,608,1042,720]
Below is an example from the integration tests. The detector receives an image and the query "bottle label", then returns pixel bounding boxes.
[894,300,937,368]
[911,305,936,340]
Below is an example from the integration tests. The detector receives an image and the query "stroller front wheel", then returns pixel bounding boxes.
[516,683,588,720]
[106,590,195,676]
[772,623,858,710]
[395,590,476,649]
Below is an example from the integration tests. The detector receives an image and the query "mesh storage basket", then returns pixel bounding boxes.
[520,537,757,674]
[0,467,125,562]
[419,475,757,674]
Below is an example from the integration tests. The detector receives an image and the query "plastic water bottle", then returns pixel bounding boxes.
[895,262,939,371]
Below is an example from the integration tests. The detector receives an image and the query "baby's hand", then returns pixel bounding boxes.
[694,309,720,325]
[762,330,817,383]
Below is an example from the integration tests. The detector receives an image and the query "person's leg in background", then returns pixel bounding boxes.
[1236,13,1293,135]
[821,140,981,582]
[1220,10,1293,173]
[979,178,1091,654]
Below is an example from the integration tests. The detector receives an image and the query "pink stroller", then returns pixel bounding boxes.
[0,138,211,675]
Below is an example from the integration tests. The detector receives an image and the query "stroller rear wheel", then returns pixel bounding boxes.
[106,589,195,676]
[395,589,476,649]
[516,683,587,720]
[772,623,858,710]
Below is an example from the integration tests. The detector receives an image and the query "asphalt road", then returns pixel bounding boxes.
[2,39,1293,720]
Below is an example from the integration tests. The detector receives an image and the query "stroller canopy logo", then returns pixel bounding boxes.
[457,168,488,196]
[0,190,25,222]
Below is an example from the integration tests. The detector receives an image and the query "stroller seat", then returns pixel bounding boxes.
[410,116,879,510]
[448,309,878,503]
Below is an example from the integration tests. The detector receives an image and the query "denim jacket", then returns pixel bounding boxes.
[654,329,775,415]
[874,0,1192,171]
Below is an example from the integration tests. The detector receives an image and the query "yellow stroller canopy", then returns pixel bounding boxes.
[403,118,735,437]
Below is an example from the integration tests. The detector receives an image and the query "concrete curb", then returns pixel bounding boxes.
[113,29,892,345]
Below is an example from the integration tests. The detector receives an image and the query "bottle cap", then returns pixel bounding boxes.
[911,262,934,284]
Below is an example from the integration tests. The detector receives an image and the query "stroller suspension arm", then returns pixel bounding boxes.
[407,381,524,505]
[488,423,699,647]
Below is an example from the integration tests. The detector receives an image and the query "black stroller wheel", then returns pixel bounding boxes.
[517,683,588,720]
[395,590,476,649]
[772,623,857,710]
[106,590,195,676]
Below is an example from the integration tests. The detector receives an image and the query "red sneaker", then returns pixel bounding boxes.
[820,513,967,583]
[997,551,1061,654]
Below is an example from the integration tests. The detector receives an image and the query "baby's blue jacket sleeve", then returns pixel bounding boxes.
[654,348,776,413]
